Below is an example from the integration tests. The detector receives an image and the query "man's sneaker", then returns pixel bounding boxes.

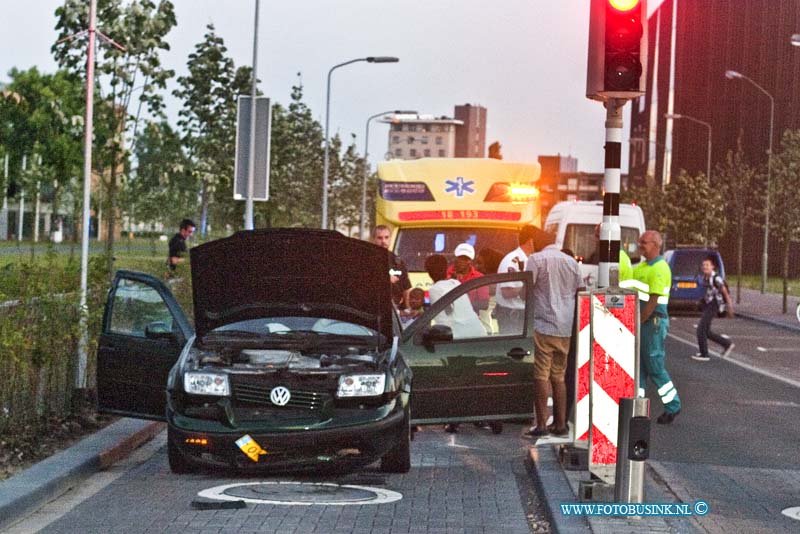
[720,343,735,359]
[691,353,711,362]
[656,410,680,425]
[524,427,550,438]
[547,425,569,437]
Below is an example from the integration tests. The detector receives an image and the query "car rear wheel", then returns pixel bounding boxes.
[380,407,411,473]
[168,427,198,474]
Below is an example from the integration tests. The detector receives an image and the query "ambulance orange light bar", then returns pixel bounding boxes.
[608,0,640,12]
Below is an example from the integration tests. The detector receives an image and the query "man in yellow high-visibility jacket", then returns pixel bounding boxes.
[633,230,681,424]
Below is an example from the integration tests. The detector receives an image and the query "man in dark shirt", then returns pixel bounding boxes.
[372,225,411,307]
[167,219,196,272]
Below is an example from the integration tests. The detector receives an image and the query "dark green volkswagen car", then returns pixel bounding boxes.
[96,229,535,474]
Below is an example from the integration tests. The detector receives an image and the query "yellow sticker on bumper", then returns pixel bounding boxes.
[235,434,267,462]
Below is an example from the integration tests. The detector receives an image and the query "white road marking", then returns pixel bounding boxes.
[757,347,768,352]
[754,347,798,353]
[197,481,403,506]
[667,333,800,389]
[447,434,477,449]
[781,506,800,521]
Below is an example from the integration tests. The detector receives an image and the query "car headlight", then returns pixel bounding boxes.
[184,372,230,396]
[336,374,386,398]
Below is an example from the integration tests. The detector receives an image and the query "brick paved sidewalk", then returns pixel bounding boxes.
[731,287,800,332]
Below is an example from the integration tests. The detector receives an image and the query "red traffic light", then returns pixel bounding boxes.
[608,0,641,12]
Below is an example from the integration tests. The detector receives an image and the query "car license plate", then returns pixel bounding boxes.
[677,282,697,289]
[235,434,267,462]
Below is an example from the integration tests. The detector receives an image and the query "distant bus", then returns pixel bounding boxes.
[375,158,541,289]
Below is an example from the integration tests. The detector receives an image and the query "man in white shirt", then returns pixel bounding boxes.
[495,225,538,334]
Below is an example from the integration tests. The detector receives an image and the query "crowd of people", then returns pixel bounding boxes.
[370,223,698,436]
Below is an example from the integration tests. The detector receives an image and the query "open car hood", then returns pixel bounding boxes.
[190,229,394,341]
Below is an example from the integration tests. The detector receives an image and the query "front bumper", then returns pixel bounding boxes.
[167,403,406,472]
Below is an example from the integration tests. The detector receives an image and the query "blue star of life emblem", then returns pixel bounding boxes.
[444,176,475,197]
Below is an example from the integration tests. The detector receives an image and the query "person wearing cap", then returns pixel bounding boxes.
[447,242,490,314]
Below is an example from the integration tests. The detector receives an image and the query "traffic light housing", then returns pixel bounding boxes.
[587,0,648,101]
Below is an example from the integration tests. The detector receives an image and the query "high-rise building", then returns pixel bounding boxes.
[382,104,487,160]
[628,0,800,273]
[537,155,608,220]
[454,104,487,158]
[382,114,463,160]
[629,0,800,188]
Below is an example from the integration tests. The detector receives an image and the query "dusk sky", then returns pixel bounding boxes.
[1,1,665,173]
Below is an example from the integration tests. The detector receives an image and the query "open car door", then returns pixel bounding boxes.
[401,272,535,424]
[96,270,193,420]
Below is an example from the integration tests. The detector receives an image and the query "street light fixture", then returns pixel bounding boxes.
[663,113,712,181]
[322,56,399,230]
[724,69,774,294]
[361,110,417,239]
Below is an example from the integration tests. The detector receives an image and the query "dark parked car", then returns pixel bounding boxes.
[664,248,725,311]
[96,229,536,474]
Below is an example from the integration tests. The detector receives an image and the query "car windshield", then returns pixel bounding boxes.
[562,224,641,264]
[671,250,713,277]
[394,228,519,272]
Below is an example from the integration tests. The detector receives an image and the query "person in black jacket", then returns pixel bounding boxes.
[167,219,196,272]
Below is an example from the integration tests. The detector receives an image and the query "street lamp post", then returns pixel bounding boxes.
[664,113,712,182]
[322,56,399,230]
[725,69,774,294]
[361,110,416,239]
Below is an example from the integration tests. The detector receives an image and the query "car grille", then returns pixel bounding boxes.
[232,382,331,411]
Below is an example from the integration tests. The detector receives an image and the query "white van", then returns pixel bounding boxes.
[543,201,646,289]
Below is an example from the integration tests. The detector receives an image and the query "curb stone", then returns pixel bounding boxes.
[0,418,164,531]
[526,446,591,533]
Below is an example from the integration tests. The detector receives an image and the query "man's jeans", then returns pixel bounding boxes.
[697,301,731,357]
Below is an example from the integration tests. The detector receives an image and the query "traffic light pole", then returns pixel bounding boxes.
[598,98,626,289]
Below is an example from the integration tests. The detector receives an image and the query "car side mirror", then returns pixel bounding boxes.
[421,324,453,351]
[144,321,175,341]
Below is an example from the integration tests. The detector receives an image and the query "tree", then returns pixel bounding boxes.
[769,129,800,313]
[328,133,367,234]
[662,170,726,247]
[713,138,762,303]
[488,141,502,159]
[621,182,667,233]
[123,120,195,228]
[0,68,86,239]
[52,0,177,260]
[173,24,249,236]
[257,80,325,229]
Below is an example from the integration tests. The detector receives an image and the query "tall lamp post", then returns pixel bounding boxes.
[725,69,774,294]
[361,109,416,239]
[322,56,399,230]
[663,113,712,182]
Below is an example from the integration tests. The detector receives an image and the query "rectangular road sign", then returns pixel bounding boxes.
[234,96,271,201]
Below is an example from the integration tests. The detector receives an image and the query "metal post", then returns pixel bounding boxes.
[77,0,97,390]
[614,397,650,503]
[244,0,260,231]
[598,98,625,289]
[17,155,25,242]
[762,95,773,293]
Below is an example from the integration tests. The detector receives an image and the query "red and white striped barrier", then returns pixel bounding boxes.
[573,293,592,446]
[587,290,639,484]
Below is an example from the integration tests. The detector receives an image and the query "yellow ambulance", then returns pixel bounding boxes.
[375,158,541,289]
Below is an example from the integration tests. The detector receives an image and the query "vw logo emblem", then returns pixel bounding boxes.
[270,386,291,406]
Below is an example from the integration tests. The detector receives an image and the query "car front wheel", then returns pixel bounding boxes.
[168,427,198,474]
[380,406,411,473]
